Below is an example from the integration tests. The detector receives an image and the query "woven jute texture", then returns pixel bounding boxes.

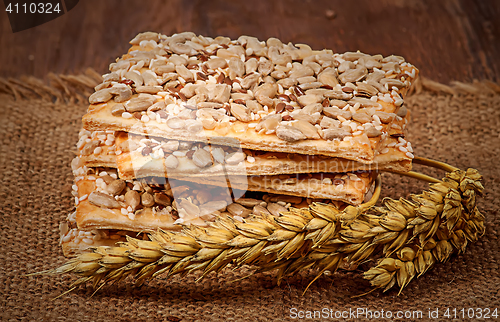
[0,75,499,321]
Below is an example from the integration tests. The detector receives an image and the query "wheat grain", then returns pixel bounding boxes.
[31,158,485,296]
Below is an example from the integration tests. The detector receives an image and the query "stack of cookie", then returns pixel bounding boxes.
[60,32,418,256]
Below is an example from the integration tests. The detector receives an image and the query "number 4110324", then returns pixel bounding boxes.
[443,308,498,319]
[5,3,61,14]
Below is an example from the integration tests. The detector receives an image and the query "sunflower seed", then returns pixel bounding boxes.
[349,97,380,108]
[320,90,352,100]
[291,120,320,139]
[153,64,176,76]
[338,61,355,73]
[319,116,340,129]
[256,114,282,132]
[184,119,202,133]
[258,59,274,76]
[142,70,159,86]
[339,66,368,84]
[167,117,185,129]
[277,77,298,89]
[358,56,382,70]
[254,83,278,107]
[103,72,120,82]
[299,82,323,90]
[136,85,161,94]
[226,203,252,218]
[110,60,131,72]
[179,84,198,98]
[88,191,121,209]
[262,75,277,84]
[230,103,252,122]
[356,82,379,97]
[225,152,246,165]
[329,99,348,108]
[165,155,179,169]
[396,106,408,118]
[210,147,225,164]
[352,112,372,124]
[245,58,258,73]
[302,103,323,115]
[111,104,126,116]
[170,41,196,56]
[107,84,132,103]
[367,80,388,93]
[107,179,126,196]
[276,124,307,142]
[374,111,395,123]
[317,67,339,87]
[267,203,288,217]
[204,200,228,212]
[289,64,314,79]
[124,71,144,87]
[381,62,401,73]
[235,198,262,207]
[246,100,264,113]
[366,70,385,82]
[241,73,260,89]
[268,46,292,65]
[89,88,113,104]
[290,112,317,124]
[342,52,368,61]
[149,101,165,112]
[160,140,179,152]
[175,65,194,82]
[154,193,171,206]
[269,195,303,204]
[141,192,155,207]
[320,128,352,140]
[209,84,231,103]
[192,148,213,168]
[297,76,316,84]
[130,32,159,45]
[253,205,272,216]
[125,96,156,112]
[323,106,352,120]
[206,57,228,69]
[168,55,188,67]
[380,78,405,89]
[81,140,101,155]
[297,94,323,106]
[365,126,382,138]
[228,57,245,79]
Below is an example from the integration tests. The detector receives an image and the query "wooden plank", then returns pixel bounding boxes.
[0,0,498,82]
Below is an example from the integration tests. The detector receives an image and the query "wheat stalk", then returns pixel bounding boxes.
[31,157,485,296]
[363,163,485,294]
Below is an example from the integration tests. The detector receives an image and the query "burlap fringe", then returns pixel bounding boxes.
[1,70,499,103]
[0,68,103,104]
[409,77,500,96]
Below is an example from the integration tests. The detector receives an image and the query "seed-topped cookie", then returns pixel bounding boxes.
[83,32,418,163]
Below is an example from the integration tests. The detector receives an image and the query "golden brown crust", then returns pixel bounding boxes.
[114,132,411,180]
[174,172,376,205]
[75,179,182,232]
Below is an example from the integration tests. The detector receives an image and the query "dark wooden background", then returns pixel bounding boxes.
[0,0,499,83]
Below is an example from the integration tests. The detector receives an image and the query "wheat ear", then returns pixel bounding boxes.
[30,157,485,296]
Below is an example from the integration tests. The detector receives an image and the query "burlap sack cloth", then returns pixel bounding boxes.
[1,75,499,321]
